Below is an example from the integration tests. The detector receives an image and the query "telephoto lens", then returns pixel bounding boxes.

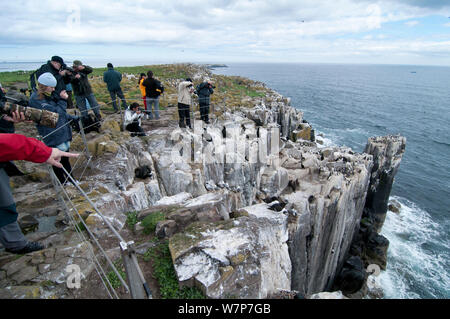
[0,102,59,128]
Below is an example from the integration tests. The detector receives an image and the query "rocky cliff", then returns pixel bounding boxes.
[0,64,405,299]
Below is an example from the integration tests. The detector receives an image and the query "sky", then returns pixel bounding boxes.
[1,0,450,66]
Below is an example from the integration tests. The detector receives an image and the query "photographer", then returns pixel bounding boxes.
[124,102,146,136]
[142,70,163,120]
[0,114,79,254]
[30,56,71,102]
[70,60,102,123]
[196,78,215,124]
[29,73,79,185]
[177,78,196,129]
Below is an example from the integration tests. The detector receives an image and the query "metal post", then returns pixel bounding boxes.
[120,241,152,299]
[78,118,93,169]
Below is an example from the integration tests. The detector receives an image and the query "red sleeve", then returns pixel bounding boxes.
[0,134,52,163]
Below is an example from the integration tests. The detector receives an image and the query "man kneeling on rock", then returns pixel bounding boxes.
[0,112,79,254]
[124,102,146,137]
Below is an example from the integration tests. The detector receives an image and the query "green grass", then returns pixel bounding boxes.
[126,211,139,230]
[0,70,34,85]
[141,212,165,235]
[106,260,127,289]
[143,241,205,299]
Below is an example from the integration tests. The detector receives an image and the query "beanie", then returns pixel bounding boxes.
[107,63,113,68]
[38,72,57,87]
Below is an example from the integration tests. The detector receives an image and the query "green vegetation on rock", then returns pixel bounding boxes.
[141,212,165,235]
[143,240,205,299]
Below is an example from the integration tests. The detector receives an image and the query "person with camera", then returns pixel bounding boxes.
[196,78,215,124]
[70,60,102,123]
[0,111,79,254]
[177,78,196,129]
[29,73,79,186]
[103,63,127,113]
[142,70,163,120]
[30,56,71,102]
[124,102,146,137]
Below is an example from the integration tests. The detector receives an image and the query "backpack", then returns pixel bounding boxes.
[71,113,101,134]
[29,70,38,92]
[155,80,164,96]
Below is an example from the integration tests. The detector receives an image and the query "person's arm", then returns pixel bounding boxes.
[29,96,60,113]
[81,66,93,75]
[0,133,79,168]
[0,133,52,163]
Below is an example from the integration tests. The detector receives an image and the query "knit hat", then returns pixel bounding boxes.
[37,72,57,87]
[72,60,83,67]
[51,56,64,64]
[107,63,113,68]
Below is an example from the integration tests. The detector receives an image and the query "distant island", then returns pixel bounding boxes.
[204,64,228,70]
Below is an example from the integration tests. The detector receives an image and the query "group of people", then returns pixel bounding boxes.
[0,58,217,255]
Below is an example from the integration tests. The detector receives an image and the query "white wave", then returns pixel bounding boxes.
[315,133,336,148]
[378,196,450,299]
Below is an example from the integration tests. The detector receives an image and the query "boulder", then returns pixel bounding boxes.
[170,203,290,299]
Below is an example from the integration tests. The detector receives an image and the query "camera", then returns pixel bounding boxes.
[0,99,59,128]
[61,65,75,74]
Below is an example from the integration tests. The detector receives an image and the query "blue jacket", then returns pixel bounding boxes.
[196,82,214,105]
[103,67,122,91]
[29,92,75,147]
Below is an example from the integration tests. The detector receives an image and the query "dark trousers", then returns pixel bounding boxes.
[109,88,127,111]
[178,103,191,128]
[75,94,101,121]
[52,156,75,185]
[199,103,210,123]
[67,91,74,109]
[126,122,145,136]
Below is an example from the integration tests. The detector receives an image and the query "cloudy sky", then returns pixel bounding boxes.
[1,0,450,66]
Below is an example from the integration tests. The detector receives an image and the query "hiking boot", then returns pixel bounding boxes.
[7,241,44,254]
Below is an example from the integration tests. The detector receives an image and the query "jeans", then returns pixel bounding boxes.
[146,97,160,119]
[0,221,27,251]
[199,103,210,123]
[76,93,101,120]
[109,88,127,111]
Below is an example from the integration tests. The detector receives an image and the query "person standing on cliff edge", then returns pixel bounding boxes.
[103,63,127,113]
[196,78,215,124]
[70,60,102,123]
[177,78,195,129]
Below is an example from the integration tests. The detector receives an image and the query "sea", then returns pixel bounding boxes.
[211,63,450,299]
[2,61,449,299]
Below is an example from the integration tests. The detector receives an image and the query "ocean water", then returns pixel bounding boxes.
[212,63,450,299]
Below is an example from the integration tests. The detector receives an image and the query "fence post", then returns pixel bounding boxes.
[78,118,93,169]
[120,241,152,299]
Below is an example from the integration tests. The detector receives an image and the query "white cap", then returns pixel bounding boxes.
[37,72,57,87]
